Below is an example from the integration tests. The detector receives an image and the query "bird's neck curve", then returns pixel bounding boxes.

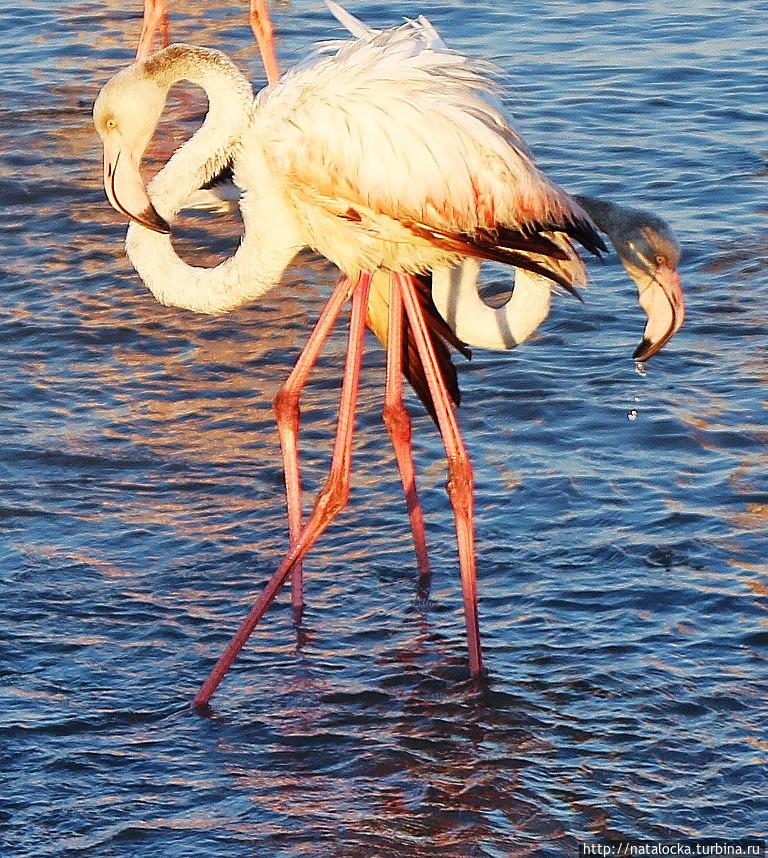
[432,259,552,351]
[145,46,253,221]
[126,45,301,315]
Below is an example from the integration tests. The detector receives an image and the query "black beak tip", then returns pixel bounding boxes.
[134,205,171,234]
[633,337,655,362]
[144,207,172,234]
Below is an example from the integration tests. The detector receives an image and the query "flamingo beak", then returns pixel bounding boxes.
[102,138,170,234]
[633,261,685,361]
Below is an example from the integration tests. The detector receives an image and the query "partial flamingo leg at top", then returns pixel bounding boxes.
[135,0,281,86]
[248,0,280,86]
[136,0,169,61]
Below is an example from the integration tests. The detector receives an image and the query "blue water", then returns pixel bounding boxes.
[1,1,767,855]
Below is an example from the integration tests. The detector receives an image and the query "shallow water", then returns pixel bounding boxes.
[1,1,767,855]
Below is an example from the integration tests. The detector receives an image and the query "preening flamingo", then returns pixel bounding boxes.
[94,6,684,705]
[136,0,280,84]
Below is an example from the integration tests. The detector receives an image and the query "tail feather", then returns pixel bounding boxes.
[402,216,600,299]
[325,1,374,39]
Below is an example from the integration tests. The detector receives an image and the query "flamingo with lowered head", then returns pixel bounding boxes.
[325,1,684,360]
[94,4,684,706]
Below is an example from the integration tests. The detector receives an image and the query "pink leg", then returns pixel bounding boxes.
[273,275,355,617]
[382,275,431,582]
[249,0,280,86]
[396,273,483,677]
[193,273,373,707]
[136,0,169,61]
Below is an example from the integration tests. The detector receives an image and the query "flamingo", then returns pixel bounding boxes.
[321,2,683,359]
[93,6,684,705]
[136,0,280,84]
[422,195,683,358]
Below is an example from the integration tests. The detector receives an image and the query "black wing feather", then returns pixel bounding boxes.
[399,274,470,424]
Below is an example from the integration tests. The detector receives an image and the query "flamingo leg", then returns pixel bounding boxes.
[382,275,431,582]
[135,0,278,82]
[273,275,355,618]
[193,272,372,707]
[396,273,483,677]
[136,0,169,61]
[249,0,281,86]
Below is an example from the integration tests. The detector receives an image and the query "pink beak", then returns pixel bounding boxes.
[633,261,685,361]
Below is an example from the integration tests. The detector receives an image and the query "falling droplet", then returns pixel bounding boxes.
[628,409,638,421]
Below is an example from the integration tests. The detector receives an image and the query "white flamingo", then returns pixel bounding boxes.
[94,5,684,705]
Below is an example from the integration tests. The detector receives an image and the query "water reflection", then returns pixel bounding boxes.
[2,0,768,855]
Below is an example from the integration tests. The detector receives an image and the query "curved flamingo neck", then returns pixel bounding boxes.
[143,47,253,222]
[125,46,302,315]
[431,259,552,351]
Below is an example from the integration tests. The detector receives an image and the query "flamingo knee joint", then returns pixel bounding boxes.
[382,401,413,445]
[273,388,300,424]
[446,456,473,508]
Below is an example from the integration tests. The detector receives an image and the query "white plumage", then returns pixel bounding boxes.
[256,17,593,278]
[95,11,602,316]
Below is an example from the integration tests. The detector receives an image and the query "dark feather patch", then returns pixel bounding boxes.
[402,219,582,296]
[399,274,470,424]
[540,215,607,258]
[201,161,234,189]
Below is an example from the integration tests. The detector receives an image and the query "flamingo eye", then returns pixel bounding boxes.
[655,254,665,267]
[106,117,117,130]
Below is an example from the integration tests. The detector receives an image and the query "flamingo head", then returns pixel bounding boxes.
[614,214,685,362]
[93,63,171,234]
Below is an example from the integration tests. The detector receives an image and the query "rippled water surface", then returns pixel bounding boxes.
[2,1,767,855]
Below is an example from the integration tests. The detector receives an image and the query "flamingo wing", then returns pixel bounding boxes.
[255,17,604,291]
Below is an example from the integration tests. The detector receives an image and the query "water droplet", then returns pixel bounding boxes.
[635,362,647,377]
[627,409,638,421]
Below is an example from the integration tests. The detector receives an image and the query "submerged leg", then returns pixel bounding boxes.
[249,0,280,86]
[273,275,353,617]
[193,273,373,707]
[382,275,431,582]
[136,0,169,61]
[396,273,483,677]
